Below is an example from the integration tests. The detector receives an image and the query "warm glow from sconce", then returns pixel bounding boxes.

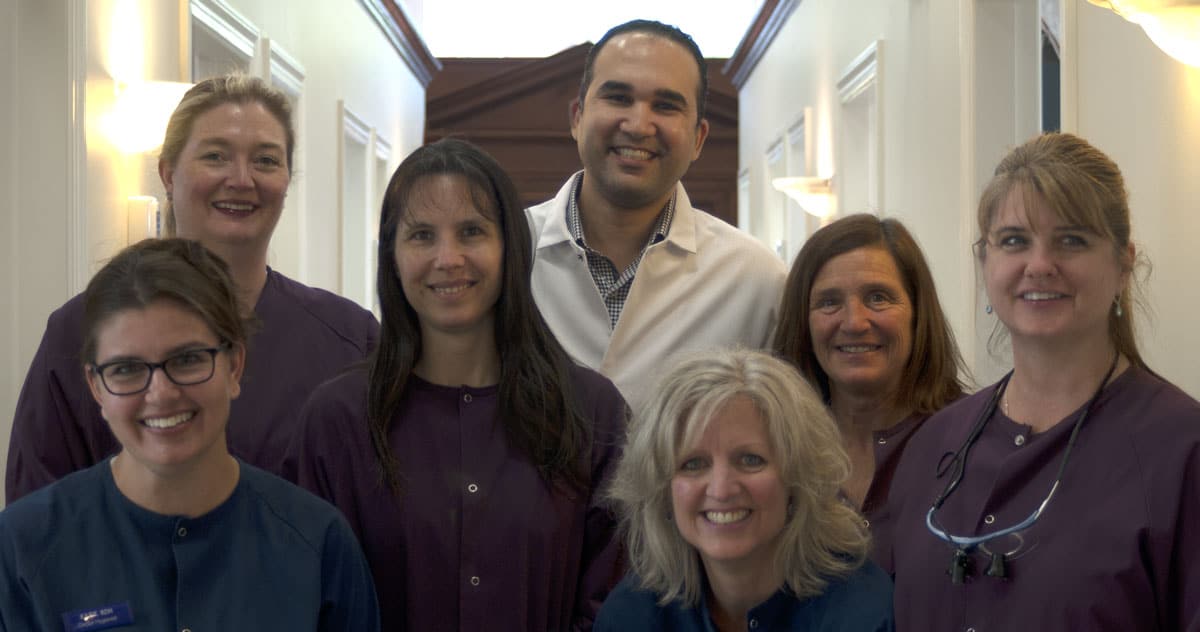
[773,177,835,219]
[100,81,193,154]
[1088,0,1200,67]
[109,0,145,83]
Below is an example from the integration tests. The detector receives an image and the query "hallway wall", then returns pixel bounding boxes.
[1,0,427,503]
[737,0,1200,398]
[1073,2,1200,397]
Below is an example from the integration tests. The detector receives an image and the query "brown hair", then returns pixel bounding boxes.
[773,214,966,414]
[158,74,295,236]
[82,238,254,365]
[975,132,1146,368]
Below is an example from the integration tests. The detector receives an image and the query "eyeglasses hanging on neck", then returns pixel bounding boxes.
[924,352,1119,584]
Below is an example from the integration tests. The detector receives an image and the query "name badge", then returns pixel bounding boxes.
[61,602,134,632]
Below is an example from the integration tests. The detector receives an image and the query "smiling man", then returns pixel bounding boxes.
[527,20,786,411]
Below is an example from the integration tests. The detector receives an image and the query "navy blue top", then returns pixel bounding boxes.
[0,459,380,631]
[594,562,894,632]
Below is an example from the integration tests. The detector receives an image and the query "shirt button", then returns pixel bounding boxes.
[862,518,870,528]
[1014,434,1026,446]
[177,526,187,537]
[463,393,473,403]
[470,575,481,586]
[877,437,888,445]
[467,483,479,493]
[749,619,759,629]
[984,514,995,525]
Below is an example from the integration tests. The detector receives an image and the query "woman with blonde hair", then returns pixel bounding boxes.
[8,74,377,499]
[890,132,1200,630]
[596,348,893,631]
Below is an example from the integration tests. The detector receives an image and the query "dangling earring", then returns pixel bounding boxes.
[1114,296,1124,318]
[985,304,993,315]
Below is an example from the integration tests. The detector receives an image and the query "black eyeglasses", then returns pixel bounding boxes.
[90,342,232,396]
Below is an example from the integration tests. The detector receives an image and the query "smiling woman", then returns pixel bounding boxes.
[7,74,379,502]
[283,138,628,631]
[0,238,379,631]
[888,132,1200,632]
[773,213,966,570]
[597,348,894,632]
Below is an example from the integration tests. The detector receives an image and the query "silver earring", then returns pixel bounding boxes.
[1114,297,1124,318]
[985,304,993,315]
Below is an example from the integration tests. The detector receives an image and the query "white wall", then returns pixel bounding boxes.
[740,0,1200,398]
[1072,1,1200,397]
[738,0,984,382]
[221,0,426,292]
[2,1,77,505]
[0,0,426,503]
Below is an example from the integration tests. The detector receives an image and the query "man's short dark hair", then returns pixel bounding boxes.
[578,19,708,126]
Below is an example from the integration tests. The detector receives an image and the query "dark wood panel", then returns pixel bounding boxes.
[426,46,739,226]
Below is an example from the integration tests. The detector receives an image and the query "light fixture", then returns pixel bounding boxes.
[101,81,194,154]
[1087,0,1200,67]
[773,176,835,219]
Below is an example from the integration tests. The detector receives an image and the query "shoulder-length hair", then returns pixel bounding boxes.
[607,347,868,606]
[368,138,590,493]
[773,213,966,413]
[975,132,1148,368]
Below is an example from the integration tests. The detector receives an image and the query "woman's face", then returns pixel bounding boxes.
[807,246,914,402]
[85,300,244,477]
[393,174,504,342]
[670,396,789,577]
[982,188,1129,350]
[161,101,290,253]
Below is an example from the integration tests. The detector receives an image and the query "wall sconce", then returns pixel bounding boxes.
[101,81,193,154]
[1087,0,1200,67]
[773,176,835,219]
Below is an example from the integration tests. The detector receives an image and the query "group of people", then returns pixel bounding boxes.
[1,16,1196,632]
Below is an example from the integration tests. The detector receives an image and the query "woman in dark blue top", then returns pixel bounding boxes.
[597,348,893,632]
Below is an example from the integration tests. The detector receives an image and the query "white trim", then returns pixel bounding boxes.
[337,102,371,297]
[269,39,306,98]
[189,0,258,61]
[765,136,785,166]
[836,40,885,217]
[1059,0,1079,132]
[68,0,87,293]
[958,0,979,374]
[340,105,371,146]
[837,40,881,104]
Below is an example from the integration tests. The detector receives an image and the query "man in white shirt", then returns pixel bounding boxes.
[527,19,787,411]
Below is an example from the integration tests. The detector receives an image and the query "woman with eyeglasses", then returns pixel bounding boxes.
[283,138,627,631]
[0,238,379,631]
[8,74,377,500]
[888,133,1200,631]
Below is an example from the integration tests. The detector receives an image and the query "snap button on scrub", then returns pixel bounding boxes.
[463,393,472,403]
[877,437,887,445]
[1014,434,1026,446]
[470,576,481,586]
[467,483,478,493]
[177,527,187,537]
[983,514,995,525]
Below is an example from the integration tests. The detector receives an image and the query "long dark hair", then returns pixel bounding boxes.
[367,138,590,494]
